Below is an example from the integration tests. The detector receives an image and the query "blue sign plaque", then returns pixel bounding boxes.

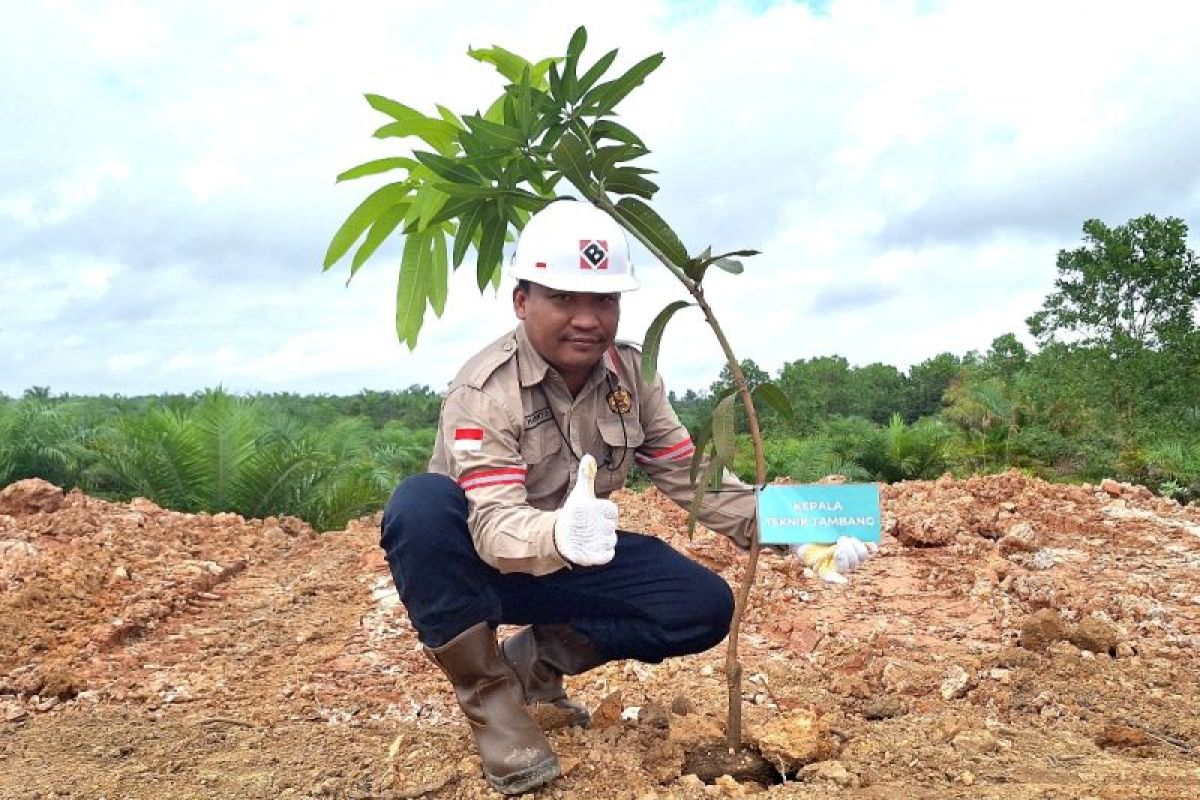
[756,483,882,545]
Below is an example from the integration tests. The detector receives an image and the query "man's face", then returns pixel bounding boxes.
[514,282,621,387]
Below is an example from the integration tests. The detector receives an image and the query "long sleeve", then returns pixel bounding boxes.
[633,371,757,548]
[433,385,567,575]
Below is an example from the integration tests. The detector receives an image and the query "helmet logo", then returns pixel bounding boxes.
[579,239,609,270]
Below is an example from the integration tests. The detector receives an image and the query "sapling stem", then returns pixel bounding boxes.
[592,192,768,749]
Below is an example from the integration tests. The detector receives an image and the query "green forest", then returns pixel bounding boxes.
[3,215,1197,529]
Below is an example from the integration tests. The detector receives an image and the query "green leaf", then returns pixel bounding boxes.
[689,417,713,485]
[613,197,687,267]
[752,382,795,421]
[606,168,659,199]
[365,93,422,122]
[548,60,563,102]
[403,183,448,232]
[433,182,500,199]
[373,120,457,156]
[452,201,485,267]
[590,119,646,149]
[481,93,507,125]
[464,115,526,150]
[685,247,760,281]
[489,252,503,290]
[585,52,665,115]
[324,182,411,269]
[551,132,592,192]
[518,155,553,194]
[510,73,535,137]
[563,26,587,102]
[530,56,559,87]
[688,441,723,539]
[467,44,533,84]
[428,231,449,316]
[435,104,465,130]
[396,231,431,349]
[350,202,408,276]
[567,26,588,61]
[578,48,618,97]
[711,392,737,466]
[506,191,553,213]
[366,94,459,154]
[592,144,648,178]
[413,151,481,185]
[335,157,417,182]
[476,208,506,290]
[641,301,692,384]
[424,196,476,228]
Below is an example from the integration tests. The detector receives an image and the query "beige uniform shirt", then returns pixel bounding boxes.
[428,324,757,575]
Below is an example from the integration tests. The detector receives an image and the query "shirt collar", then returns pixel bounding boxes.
[514,324,620,390]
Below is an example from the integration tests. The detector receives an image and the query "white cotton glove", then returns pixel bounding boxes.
[790,537,878,584]
[833,536,876,573]
[553,455,619,567]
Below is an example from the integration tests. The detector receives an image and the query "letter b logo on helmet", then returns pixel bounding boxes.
[579,240,608,270]
[509,201,639,292]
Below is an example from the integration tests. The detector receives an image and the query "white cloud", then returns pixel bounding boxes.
[1,0,1198,397]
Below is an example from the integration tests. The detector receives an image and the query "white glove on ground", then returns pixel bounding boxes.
[791,536,878,584]
[553,455,618,566]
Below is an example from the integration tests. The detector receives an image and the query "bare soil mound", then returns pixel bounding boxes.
[2,472,1199,799]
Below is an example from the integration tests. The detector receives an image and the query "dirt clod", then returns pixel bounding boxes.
[1019,608,1071,651]
[670,694,694,716]
[951,729,1000,756]
[1069,616,1122,655]
[751,708,837,771]
[0,478,65,516]
[682,742,779,787]
[862,697,907,720]
[590,690,623,730]
[798,759,853,787]
[1097,725,1150,749]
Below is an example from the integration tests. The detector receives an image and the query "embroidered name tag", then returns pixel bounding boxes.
[524,407,553,430]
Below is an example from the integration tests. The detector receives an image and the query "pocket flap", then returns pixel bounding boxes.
[597,418,645,450]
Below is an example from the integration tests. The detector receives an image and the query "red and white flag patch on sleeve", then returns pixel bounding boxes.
[459,466,527,493]
[453,427,484,452]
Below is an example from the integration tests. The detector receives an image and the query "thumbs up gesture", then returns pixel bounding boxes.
[553,455,619,566]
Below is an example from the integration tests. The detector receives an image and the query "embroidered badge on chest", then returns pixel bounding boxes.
[606,387,633,415]
[453,427,483,451]
[524,407,553,429]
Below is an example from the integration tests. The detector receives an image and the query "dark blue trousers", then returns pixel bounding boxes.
[380,473,734,662]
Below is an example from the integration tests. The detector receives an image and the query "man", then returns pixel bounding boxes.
[379,200,755,794]
[379,200,868,794]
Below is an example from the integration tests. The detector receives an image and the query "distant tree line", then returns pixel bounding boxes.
[672,214,1200,501]
[0,387,437,530]
[2,214,1196,526]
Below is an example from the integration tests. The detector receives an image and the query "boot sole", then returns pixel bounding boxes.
[486,755,560,795]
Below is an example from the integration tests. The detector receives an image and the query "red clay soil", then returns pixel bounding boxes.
[1,472,1199,799]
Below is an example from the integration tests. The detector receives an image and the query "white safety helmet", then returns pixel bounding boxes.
[509,200,639,293]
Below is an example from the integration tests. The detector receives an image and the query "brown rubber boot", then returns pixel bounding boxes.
[500,624,607,727]
[425,622,560,795]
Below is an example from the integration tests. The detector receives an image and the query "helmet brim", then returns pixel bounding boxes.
[510,271,640,293]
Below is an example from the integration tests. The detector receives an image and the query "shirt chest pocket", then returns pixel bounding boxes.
[521,423,562,465]
[593,417,645,497]
[520,424,563,506]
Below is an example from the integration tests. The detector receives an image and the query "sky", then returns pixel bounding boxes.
[2,0,1198,398]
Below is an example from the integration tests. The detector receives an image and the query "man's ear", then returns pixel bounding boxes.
[513,285,528,320]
